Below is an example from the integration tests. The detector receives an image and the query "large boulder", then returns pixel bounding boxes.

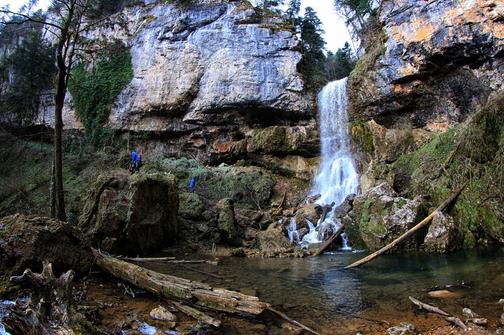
[0,214,92,274]
[79,170,178,255]
[348,183,424,251]
[256,222,302,258]
[423,211,461,253]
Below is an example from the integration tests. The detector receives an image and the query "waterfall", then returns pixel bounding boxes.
[298,78,359,248]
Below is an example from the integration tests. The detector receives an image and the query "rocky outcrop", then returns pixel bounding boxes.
[347,0,504,251]
[216,198,240,246]
[347,183,425,251]
[423,211,461,253]
[0,214,92,274]
[78,170,178,255]
[36,0,317,167]
[349,0,503,131]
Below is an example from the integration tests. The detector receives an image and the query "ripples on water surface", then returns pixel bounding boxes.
[151,248,504,333]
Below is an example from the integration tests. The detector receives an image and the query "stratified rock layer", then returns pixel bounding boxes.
[37,1,317,166]
[350,0,503,130]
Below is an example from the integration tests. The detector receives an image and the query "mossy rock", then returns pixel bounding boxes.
[179,192,204,219]
[78,170,179,255]
[216,198,240,246]
[351,121,375,156]
[388,93,504,248]
[246,126,307,154]
[349,183,424,251]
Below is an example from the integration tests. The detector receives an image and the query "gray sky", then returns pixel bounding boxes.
[0,0,351,52]
[300,0,351,52]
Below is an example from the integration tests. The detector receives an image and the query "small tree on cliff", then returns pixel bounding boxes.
[285,0,301,28]
[0,0,94,221]
[299,7,327,91]
[333,0,381,50]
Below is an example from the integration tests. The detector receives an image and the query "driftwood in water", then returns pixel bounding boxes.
[173,302,221,327]
[409,297,467,330]
[268,307,321,335]
[345,184,466,269]
[408,296,449,316]
[92,249,320,334]
[122,256,176,262]
[313,225,345,256]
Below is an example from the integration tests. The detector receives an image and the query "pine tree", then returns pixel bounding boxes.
[299,7,327,91]
[325,42,355,81]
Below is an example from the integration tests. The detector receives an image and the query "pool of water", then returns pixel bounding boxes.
[150,248,504,334]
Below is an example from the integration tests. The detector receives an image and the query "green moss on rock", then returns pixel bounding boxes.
[390,93,504,248]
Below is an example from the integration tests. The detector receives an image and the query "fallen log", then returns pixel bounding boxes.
[92,249,320,334]
[93,249,266,315]
[313,225,345,256]
[319,202,335,224]
[173,302,221,327]
[122,256,176,262]
[345,184,466,269]
[123,257,218,265]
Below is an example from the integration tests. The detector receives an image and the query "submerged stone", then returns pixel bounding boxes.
[386,322,416,335]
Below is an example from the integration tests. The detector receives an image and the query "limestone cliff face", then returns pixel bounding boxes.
[350,0,503,132]
[348,0,504,249]
[37,0,317,170]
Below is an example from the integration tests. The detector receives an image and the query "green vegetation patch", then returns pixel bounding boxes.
[351,121,375,155]
[390,93,504,247]
[69,41,133,146]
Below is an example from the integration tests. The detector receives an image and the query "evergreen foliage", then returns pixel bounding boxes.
[326,42,355,80]
[0,29,56,123]
[285,0,301,23]
[68,42,132,146]
[298,7,327,91]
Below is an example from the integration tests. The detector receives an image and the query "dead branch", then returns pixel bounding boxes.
[313,225,345,256]
[409,297,467,330]
[408,297,449,316]
[267,307,321,335]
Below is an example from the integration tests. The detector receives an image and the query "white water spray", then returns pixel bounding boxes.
[296,78,359,248]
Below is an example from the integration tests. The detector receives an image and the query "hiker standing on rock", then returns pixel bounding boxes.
[189,176,196,193]
[130,150,142,173]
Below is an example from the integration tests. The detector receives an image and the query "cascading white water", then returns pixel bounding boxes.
[293,78,359,248]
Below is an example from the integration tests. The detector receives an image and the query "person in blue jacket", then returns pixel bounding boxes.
[130,150,142,173]
[189,176,196,193]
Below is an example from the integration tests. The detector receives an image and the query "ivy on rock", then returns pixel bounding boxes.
[69,41,133,146]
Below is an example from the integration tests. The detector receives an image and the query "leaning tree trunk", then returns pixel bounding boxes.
[53,40,68,222]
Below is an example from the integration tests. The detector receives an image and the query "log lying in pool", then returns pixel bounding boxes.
[92,249,321,335]
[93,248,267,315]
